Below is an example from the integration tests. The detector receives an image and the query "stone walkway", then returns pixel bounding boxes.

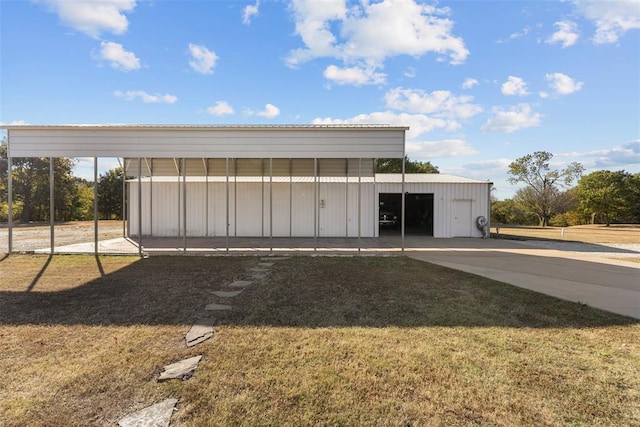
[118,256,287,426]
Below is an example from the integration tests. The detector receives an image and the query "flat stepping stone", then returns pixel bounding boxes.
[210,290,243,298]
[186,318,215,347]
[248,267,269,274]
[118,398,178,427]
[228,280,253,288]
[158,355,202,381]
[205,303,233,311]
[257,262,274,267]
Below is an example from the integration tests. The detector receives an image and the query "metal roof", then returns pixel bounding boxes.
[2,123,409,131]
[127,174,490,184]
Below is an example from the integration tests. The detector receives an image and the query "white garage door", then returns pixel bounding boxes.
[452,200,472,237]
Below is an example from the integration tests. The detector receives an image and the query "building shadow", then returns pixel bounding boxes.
[0,255,637,328]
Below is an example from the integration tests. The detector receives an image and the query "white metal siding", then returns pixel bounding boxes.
[376,182,489,238]
[8,128,405,158]
[130,181,378,237]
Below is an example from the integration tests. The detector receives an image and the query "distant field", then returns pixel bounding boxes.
[492,224,640,244]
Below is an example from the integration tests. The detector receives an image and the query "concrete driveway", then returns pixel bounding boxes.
[407,238,640,320]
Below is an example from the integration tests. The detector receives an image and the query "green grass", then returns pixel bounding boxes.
[0,255,638,426]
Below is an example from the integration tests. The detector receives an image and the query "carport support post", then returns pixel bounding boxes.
[137,157,142,257]
[314,158,317,252]
[358,158,361,254]
[401,156,405,255]
[50,157,54,255]
[183,157,187,254]
[121,158,126,237]
[225,158,229,252]
[269,158,273,254]
[94,157,98,256]
[7,155,12,253]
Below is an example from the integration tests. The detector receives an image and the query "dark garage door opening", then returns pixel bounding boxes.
[379,193,433,236]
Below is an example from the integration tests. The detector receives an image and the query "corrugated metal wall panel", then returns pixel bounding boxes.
[235,183,263,236]
[290,183,315,236]
[9,128,406,158]
[318,182,347,236]
[347,158,375,177]
[128,181,488,239]
[319,158,348,177]
[271,183,291,236]
[186,182,207,235]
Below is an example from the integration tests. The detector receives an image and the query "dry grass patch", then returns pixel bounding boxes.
[494,224,640,244]
[1,255,639,426]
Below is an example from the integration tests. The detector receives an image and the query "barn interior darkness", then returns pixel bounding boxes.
[378,193,434,236]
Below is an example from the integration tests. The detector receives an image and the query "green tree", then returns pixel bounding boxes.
[0,138,77,222]
[575,170,637,225]
[97,167,124,220]
[491,198,537,225]
[507,151,583,226]
[376,156,439,173]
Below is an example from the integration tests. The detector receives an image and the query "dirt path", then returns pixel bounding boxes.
[0,221,123,252]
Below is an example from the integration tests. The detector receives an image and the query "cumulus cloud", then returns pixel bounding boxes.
[114,90,177,104]
[546,21,580,48]
[501,76,529,96]
[384,87,482,122]
[206,101,234,116]
[323,64,386,85]
[188,43,217,74]
[314,111,454,139]
[557,140,640,167]
[406,139,478,159]
[574,0,640,44]
[461,78,478,89]
[93,41,140,71]
[481,103,542,133]
[251,103,280,118]
[243,1,259,25]
[287,0,468,84]
[545,72,584,95]
[0,120,29,125]
[38,0,136,38]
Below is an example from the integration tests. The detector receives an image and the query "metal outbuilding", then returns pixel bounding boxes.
[3,124,491,254]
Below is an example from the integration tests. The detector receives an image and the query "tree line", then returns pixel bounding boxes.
[0,140,123,222]
[493,151,640,227]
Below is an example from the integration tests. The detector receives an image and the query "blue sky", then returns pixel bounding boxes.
[1,0,639,198]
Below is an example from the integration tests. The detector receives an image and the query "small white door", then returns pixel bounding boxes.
[452,200,472,237]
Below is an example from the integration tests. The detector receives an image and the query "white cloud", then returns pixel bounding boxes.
[406,139,478,159]
[243,1,259,25]
[538,91,550,99]
[384,88,482,123]
[288,0,468,84]
[0,120,29,125]
[114,90,177,104]
[206,101,234,116]
[546,21,580,48]
[188,43,217,74]
[545,72,584,95]
[403,67,416,78]
[323,64,386,85]
[38,0,136,38]
[574,0,640,44]
[314,111,454,139]
[461,77,478,89]
[500,25,531,43]
[93,41,140,71]
[501,76,529,96]
[481,103,542,133]
[253,103,280,118]
[557,140,640,167]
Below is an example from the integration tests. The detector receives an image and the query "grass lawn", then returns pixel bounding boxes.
[1,254,638,426]
[492,224,640,244]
